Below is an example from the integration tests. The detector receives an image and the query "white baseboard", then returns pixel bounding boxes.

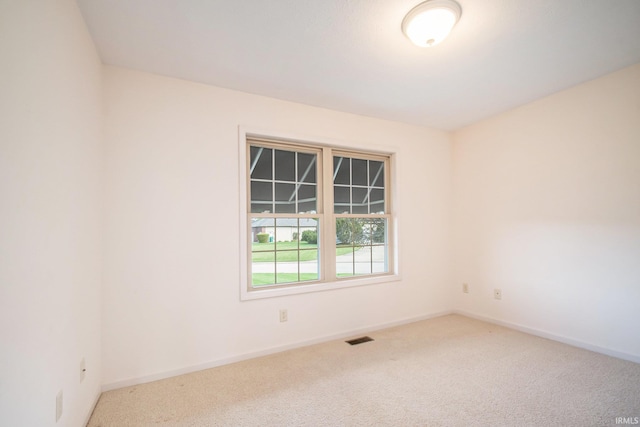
[102,310,453,392]
[453,309,640,364]
[83,386,102,426]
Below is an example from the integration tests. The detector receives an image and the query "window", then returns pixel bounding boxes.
[249,144,321,287]
[333,154,388,278]
[240,132,396,299]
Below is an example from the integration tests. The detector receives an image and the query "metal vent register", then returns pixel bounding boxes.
[346,336,374,345]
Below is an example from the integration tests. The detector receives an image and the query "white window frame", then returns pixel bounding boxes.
[239,127,400,301]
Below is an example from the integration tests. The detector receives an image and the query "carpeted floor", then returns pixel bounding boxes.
[88,314,640,426]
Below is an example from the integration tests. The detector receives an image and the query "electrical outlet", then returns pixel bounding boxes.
[279,309,288,323]
[80,358,86,383]
[56,390,63,422]
[462,283,469,293]
[494,288,502,300]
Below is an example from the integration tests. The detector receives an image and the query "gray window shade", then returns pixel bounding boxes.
[333,155,385,214]
[250,144,318,214]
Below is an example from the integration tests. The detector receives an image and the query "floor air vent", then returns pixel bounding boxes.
[346,336,374,345]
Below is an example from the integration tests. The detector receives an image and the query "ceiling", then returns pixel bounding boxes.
[77,0,640,131]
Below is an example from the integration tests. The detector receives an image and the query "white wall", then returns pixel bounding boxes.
[0,1,103,426]
[102,66,452,387]
[452,64,640,360]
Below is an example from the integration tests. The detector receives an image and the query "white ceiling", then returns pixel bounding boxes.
[77,0,640,131]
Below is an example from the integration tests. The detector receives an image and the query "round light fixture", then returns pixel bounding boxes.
[402,0,462,47]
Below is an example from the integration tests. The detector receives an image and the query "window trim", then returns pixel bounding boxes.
[239,127,400,301]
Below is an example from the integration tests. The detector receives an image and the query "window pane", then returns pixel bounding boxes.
[299,248,319,282]
[248,217,318,285]
[335,218,388,278]
[355,251,372,275]
[299,217,319,243]
[372,245,387,274]
[298,184,316,213]
[251,217,275,287]
[250,146,272,180]
[371,218,386,244]
[336,245,354,277]
[370,161,384,187]
[334,186,350,214]
[352,158,367,186]
[250,181,272,213]
[274,217,298,241]
[274,183,296,213]
[369,218,388,274]
[251,217,274,246]
[333,156,350,185]
[369,189,384,214]
[251,181,272,201]
[252,272,275,287]
[276,250,299,284]
[298,153,316,183]
[252,250,275,262]
[275,252,319,283]
[251,202,272,214]
[352,188,369,214]
[336,218,365,246]
[299,218,319,283]
[275,149,295,182]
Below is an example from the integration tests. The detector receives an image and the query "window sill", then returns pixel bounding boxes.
[240,274,402,301]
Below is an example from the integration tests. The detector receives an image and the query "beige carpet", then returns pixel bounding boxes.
[88,315,640,426]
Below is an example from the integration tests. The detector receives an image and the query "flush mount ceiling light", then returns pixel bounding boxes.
[402,0,462,47]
